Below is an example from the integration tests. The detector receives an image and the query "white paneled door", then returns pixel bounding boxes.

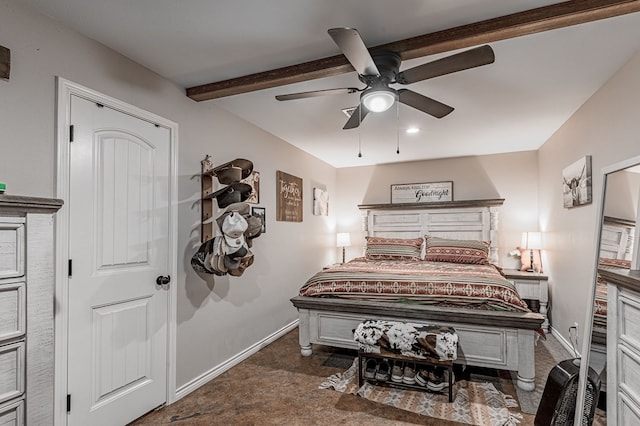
[67,95,170,426]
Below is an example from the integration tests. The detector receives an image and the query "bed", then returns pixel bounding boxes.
[290,199,545,391]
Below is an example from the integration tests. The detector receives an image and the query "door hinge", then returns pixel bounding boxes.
[69,125,74,142]
[68,259,72,277]
[67,394,71,412]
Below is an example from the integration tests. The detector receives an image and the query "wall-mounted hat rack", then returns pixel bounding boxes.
[195,155,262,276]
[200,155,215,243]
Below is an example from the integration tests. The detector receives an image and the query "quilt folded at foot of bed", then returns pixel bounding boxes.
[354,320,458,361]
[299,258,530,312]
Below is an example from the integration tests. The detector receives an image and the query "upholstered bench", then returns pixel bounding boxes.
[353,320,458,402]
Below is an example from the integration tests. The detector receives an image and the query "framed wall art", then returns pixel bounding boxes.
[0,45,10,80]
[313,187,328,216]
[276,171,303,222]
[241,170,260,204]
[251,206,266,233]
[562,155,592,208]
[391,181,453,204]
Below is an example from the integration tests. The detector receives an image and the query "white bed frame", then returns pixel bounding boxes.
[599,216,635,261]
[291,199,545,391]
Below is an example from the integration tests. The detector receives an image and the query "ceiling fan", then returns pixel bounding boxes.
[276,28,495,129]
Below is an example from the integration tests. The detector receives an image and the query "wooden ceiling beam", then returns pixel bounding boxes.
[186,0,640,101]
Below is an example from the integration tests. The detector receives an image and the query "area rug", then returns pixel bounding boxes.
[320,359,522,426]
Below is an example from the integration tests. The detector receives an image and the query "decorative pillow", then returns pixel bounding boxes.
[424,236,490,264]
[365,237,423,261]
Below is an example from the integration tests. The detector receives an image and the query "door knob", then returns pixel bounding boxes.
[156,275,171,286]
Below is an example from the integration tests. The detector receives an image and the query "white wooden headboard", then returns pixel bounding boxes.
[359,199,504,264]
[600,216,635,260]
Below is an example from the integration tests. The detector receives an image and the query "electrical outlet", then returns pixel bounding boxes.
[571,322,579,336]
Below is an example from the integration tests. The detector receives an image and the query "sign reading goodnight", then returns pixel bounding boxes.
[391,182,453,204]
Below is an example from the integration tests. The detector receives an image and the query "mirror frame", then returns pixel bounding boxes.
[574,154,640,424]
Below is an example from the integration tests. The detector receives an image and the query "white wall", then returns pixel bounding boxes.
[605,170,640,221]
[538,48,640,348]
[0,0,337,391]
[334,151,540,269]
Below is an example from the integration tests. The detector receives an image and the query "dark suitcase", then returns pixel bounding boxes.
[534,358,601,426]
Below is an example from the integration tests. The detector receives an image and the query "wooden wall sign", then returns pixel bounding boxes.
[276,171,303,222]
[391,181,453,204]
[0,46,10,80]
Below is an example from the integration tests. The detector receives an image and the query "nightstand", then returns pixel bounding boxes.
[502,269,549,333]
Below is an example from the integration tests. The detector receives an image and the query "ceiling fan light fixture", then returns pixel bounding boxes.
[361,87,397,113]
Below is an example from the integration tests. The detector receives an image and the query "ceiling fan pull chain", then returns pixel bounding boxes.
[396,102,400,154]
[358,104,363,158]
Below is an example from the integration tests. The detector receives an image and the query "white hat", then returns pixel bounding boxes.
[222,212,248,250]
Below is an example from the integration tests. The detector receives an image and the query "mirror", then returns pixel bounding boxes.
[576,157,640,425]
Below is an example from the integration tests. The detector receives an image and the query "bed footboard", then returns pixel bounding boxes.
[291,296,543,391]
[298,308,312,356]
[516,329,536,391]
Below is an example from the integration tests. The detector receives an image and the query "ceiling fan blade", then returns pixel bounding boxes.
[275,87,359,101]
[328,28,380,77]
[343,104,369,129]
[398,89,454,118]
[396,45,495,85]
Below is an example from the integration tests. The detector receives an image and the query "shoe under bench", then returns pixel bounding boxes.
[357,350,454,402]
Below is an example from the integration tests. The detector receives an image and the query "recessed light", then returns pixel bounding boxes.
[406,127,420,134]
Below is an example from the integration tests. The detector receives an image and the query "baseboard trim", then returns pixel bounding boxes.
[549,325,581,358]
[175,319,299,401]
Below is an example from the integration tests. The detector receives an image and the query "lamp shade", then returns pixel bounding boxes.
[521,231,542,250]
[336,232,351,248]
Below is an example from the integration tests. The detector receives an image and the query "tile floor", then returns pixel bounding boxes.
[131,329,572,425]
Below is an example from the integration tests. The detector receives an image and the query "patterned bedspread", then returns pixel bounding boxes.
[299,257,530,312]
[593,280,608,329]
[594,258,632,328]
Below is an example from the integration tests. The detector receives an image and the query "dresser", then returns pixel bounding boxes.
[600,268,640,425]
[0,195,62,425]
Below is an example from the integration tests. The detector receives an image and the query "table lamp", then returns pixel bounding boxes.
[521,231,542,272]
[336,232,351,264]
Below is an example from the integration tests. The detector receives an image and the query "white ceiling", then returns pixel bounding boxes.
[22,0,640,167]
